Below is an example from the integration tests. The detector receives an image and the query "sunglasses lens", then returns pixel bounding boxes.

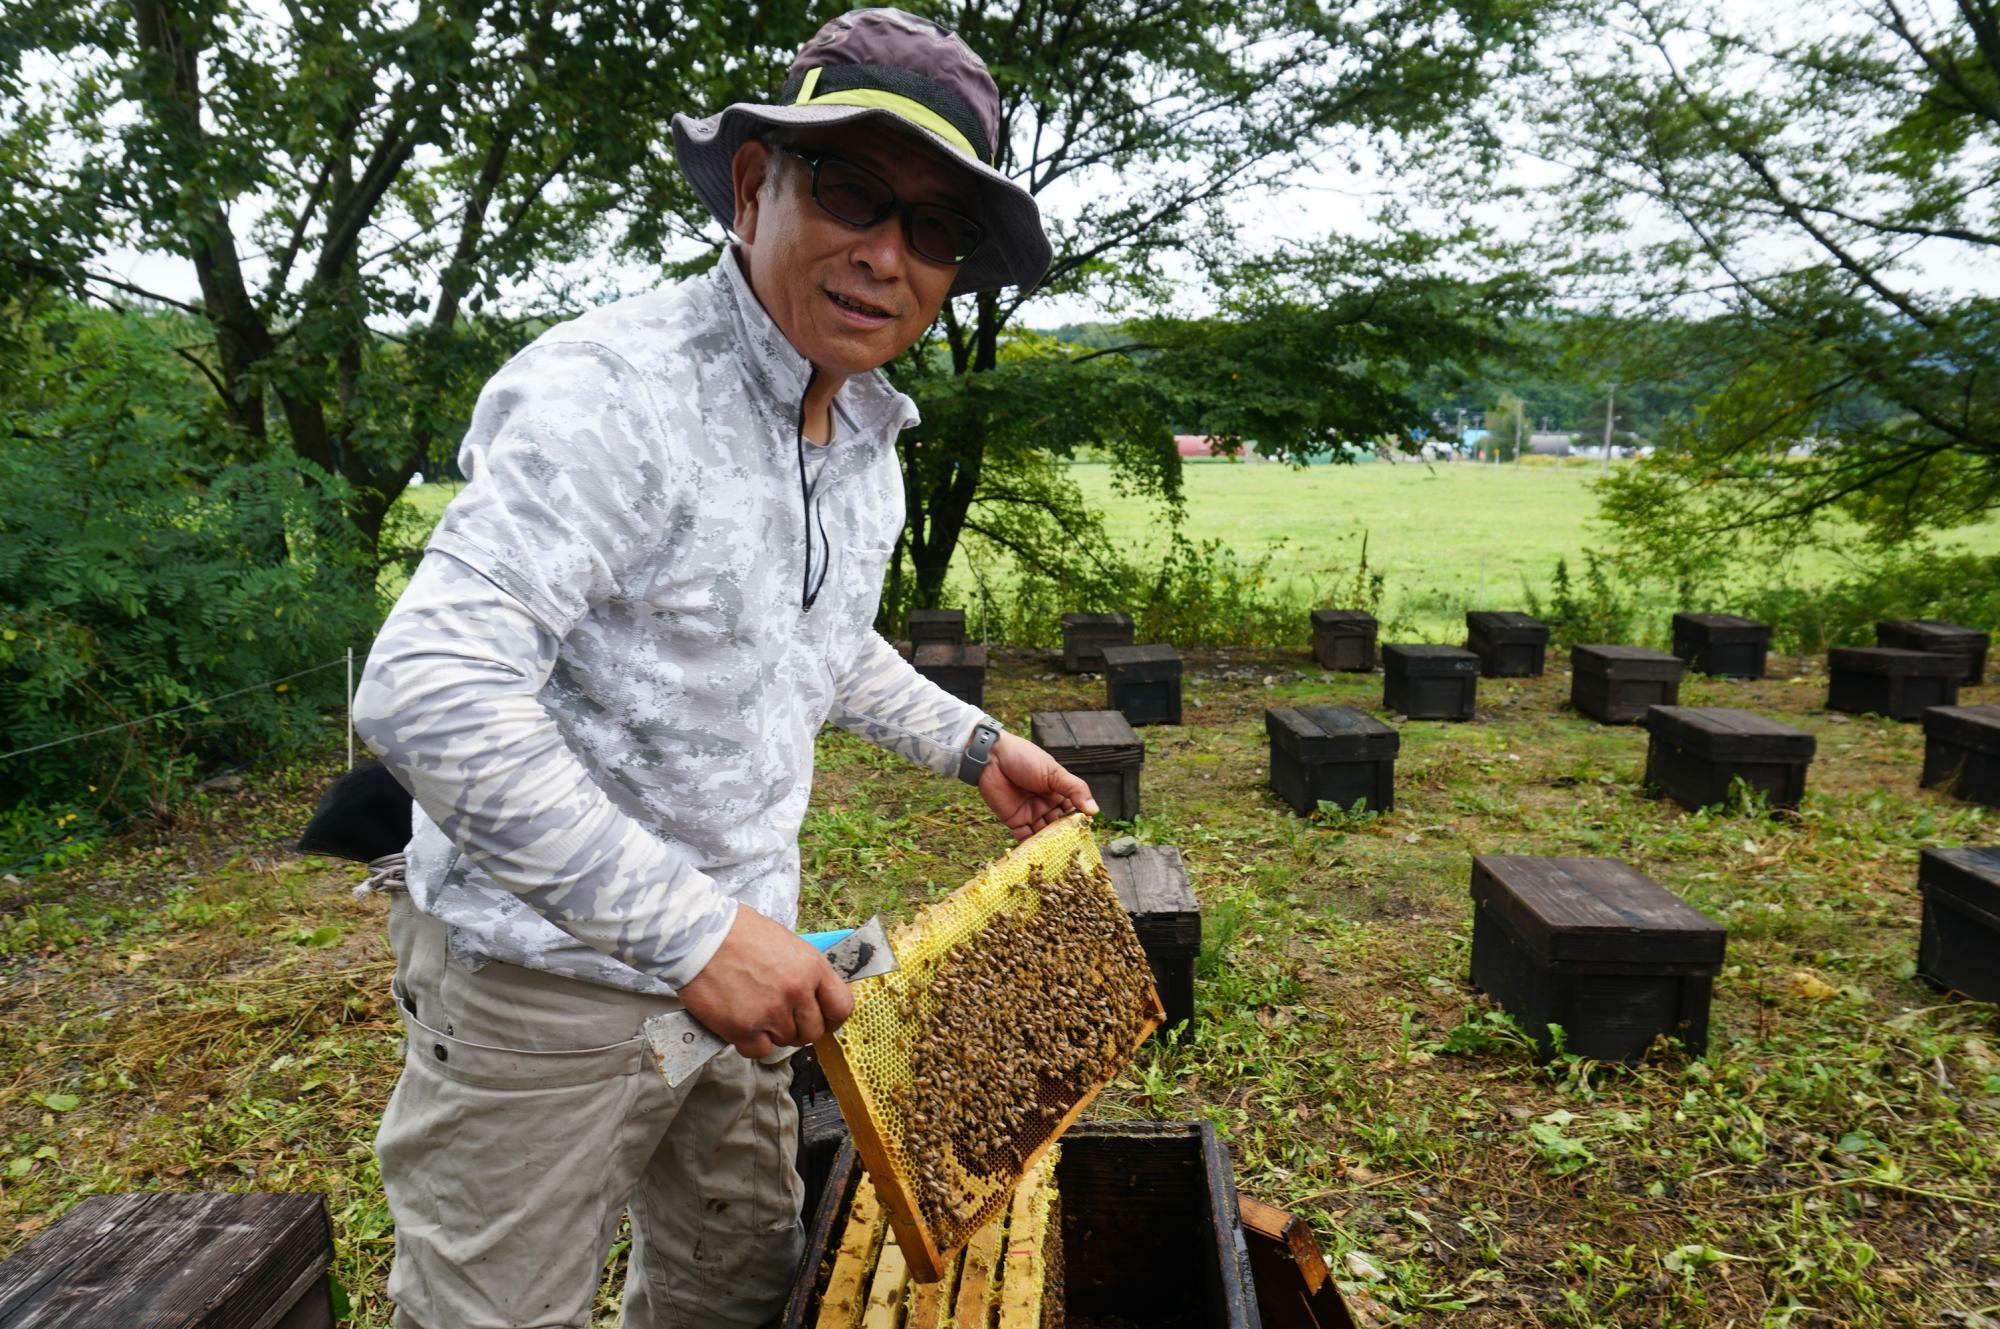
[814,157,892,226]
[909,205,985,265]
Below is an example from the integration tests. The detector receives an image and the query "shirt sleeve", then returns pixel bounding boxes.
[351,340,737,990]
[827,628,994,777]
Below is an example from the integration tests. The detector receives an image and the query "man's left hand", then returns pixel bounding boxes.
[978,732,1099,840]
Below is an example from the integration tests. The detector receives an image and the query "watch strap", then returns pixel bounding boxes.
[957,718,1002,786]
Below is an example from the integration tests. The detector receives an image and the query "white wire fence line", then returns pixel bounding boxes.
[0,651,360,766]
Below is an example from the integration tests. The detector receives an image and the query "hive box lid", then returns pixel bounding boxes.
[1673,612,1771,642]
[914,641,986,669]
[1030,709,1143,767]
[1311,608,1377,629]
[1572,643,1684,679]
[1102,644,1184,680]
[1061,611,1134,630]
[1104,845,1201,955]
[1923,704,2000,756]
[1384,643,1479,675]
[0,1192,333,1328]
[1643,706,1816,761]
[1471,855,1727,967]
[1918,846,2000,931]
[1266,705,1400,760]
[1467,611,1548,641]
[1879,619,1990,648]
[1829,646,1962,677]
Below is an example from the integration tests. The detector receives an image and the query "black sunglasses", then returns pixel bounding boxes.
[779,146,987,267]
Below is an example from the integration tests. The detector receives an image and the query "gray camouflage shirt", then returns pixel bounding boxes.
[352,252,990,994]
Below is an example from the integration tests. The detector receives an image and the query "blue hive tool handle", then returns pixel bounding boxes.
[801,928,855,952]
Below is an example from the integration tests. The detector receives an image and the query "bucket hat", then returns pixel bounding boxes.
[672,7,1051,296]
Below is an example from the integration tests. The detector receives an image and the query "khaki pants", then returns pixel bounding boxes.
[377,895,803,1328]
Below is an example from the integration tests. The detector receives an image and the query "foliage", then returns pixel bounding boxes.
[0,302,377,863]
[1538,0,2000,550]
[2,0,805,554]
[1523,553,1642,648]
[879,0,1543,606]
[1735,548,2000,656]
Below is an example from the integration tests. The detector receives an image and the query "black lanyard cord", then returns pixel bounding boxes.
[797,372,830,612]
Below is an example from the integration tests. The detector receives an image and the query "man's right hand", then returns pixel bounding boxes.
[675,904,855,1059]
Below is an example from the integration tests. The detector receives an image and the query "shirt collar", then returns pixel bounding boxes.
[713,248,920,436]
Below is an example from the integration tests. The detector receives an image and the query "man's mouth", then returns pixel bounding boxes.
[827,289,894,321]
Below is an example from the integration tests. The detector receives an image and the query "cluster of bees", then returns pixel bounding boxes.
[888,856,1156,1243]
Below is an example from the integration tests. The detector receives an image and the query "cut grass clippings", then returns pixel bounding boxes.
[1,650,1996,1326]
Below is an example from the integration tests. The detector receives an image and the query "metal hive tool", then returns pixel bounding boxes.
[812,813,1162,1283]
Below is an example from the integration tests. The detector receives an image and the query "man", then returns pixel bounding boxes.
[352,10,1094,1327]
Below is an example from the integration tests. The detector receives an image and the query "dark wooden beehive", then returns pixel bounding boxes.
[912,641,986,707]
[1916,846,2000,1005]
[1103,643,1184,726]
[1238,1195,1359,1329]
[1643,706,1816,812]
[0,1192,335,1328]
[1266,705,1399,817]
[1671,613,1773,680]
[787,1046,850,1235]
[1382,644,1479,720]
[1105,844,1201,1041]
[1310,609,1378,672]
[1877,619,1990,685]
[1469,855,1727,1062]
[907,608,966,649]
[1571,644,1685,724]
[1031,709,1144,821]
[784,1122,1259,1329]
[1826,647,1961,721]
[1921,704,2000,808]
[1060,612,1135,673]
[1465,611,1549,678]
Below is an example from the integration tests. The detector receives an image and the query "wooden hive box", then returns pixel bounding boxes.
[1877,619,1990,685]
[789,1046,852,1239]
[1382,644,1479,721]
[907,608,967,649]
[1642,706,1816,812]
[1465,611,1549,678]
[1104,844,1201,1041]
[1921,704,2000,808]
[1309,609,1378,672]
[1030,710,1144,821]
[1571,644,1685,724]
[1469,855,1727,1062]
[1238,1196,1359,1329]
[913,642,987,708]
[1916,846,2000,1005]
[1266,705,1399,817]
[1059,613,1135,673]
[1671,613,1772,680]
[1102,643,1184,727]
[784,1122,1258,1329]
[0,1192,334,1328]
[1827,647,1961,721]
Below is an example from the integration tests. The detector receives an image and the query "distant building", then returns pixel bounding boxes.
[1175,434,1215,457]
[1527,431,1574,457]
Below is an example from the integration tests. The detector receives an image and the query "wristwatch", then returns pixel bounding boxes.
[957,719,1002,786]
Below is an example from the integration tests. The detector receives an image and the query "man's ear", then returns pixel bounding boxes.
[731,138,774,242]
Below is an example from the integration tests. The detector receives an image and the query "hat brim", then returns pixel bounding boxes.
[672,103,1052,298]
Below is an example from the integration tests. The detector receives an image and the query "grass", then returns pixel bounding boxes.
[391,460,2000,642]
[2,651,1995,1325]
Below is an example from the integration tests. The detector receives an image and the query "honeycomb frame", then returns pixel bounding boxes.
[812,814,1163,1282]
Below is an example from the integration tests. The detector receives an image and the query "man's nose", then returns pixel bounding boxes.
[847,214,908,280]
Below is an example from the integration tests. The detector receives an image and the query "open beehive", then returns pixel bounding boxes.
[810,1147,1064,1328]
[814,814,1162,1282]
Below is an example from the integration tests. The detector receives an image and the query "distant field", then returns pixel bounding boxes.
[391,457,2000,639]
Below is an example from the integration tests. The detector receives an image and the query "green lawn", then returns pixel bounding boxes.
[392,458,2000,642]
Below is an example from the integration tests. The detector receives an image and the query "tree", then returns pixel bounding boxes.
[1534,0,2000,556]
[2,0,811,558]
[870,0,1540,608]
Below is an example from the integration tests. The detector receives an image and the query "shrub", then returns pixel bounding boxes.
[0,303,380,867]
